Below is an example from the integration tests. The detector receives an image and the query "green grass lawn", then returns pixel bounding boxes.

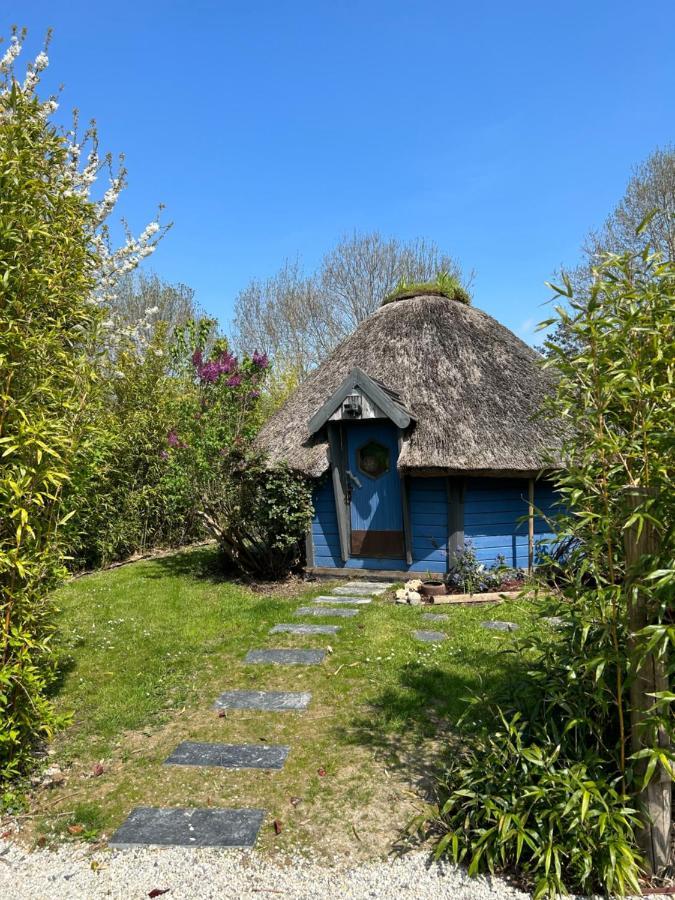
[30,547,542,860]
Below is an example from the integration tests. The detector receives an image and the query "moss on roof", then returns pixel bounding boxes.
[382,273,471,307]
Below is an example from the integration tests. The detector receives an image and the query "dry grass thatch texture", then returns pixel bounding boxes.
[256,293,562,477]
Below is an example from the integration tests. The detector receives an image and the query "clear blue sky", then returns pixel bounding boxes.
[11,1,675,342]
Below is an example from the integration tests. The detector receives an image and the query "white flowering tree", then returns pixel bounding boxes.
[0,29,166,782]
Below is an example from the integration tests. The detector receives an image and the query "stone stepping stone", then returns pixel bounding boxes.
[245,648,325,665]
[413,629,447,643]
[165,741,289,770]
[295,606,359,618]
[213,690,311,711]
[314,595,371,605]
[333,582,388,595]
[421,613,449,622]
[109,807,264,848]
[481,620,519,632]
[270,623,340,635]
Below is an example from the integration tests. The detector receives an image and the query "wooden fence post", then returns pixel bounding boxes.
[623,486,671,875]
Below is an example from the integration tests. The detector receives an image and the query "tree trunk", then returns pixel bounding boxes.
[623,486,671,875]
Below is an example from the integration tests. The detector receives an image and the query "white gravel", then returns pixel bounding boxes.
[0,842,534,900]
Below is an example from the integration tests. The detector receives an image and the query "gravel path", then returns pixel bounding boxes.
[0,842,533,900]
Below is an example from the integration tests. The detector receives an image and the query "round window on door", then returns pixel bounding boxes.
[357,440,390,479]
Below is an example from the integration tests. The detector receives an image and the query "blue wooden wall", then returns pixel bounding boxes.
[310,476,342,568]
[464,477,558,568]
[309,475,559,571]
[408,476,449,572]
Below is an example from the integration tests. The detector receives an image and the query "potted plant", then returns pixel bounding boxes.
[419,575,447,600]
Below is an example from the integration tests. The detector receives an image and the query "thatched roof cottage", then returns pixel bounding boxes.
[256,289,561,576]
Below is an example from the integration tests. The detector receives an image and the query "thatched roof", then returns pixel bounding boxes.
[255,293,562,478]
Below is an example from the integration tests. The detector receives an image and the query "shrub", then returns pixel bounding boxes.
[67,320,198,568]
[200,452,313,580]
[445,542,523,593]
[413,709,642,899]
[0,43,102,780]
[0,32,162,785]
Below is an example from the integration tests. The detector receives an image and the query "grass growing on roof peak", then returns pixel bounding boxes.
[382,271,471,306]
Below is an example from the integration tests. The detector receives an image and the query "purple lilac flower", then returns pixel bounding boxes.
[198,360,219,383]
[252,350,269,369]
[196,350,238,384]
[227,374,243,388]
[248,389,261,400]
[191,348,203,368]
[167,429,180,447]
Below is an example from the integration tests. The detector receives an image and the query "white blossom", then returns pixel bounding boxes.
[0,35,21,71]
[41,98,59,117]
[1,31,168,368]
[33,51,48,72]
[139,221,160,242]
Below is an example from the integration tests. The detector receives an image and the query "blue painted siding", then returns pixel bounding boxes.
[409,477,449,572]
[464,478,559,568]
[310,474,448,573]
[310,472,559,572]
[310,476,342,568]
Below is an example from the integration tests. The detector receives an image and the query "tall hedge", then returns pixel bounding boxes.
[0,70,100,780]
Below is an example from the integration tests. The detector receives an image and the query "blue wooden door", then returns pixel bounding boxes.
[345,422,404,558]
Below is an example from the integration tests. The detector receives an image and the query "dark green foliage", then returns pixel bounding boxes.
[410,588,645,896]
[67,322,192,567]
[67,318,269,568]
[413,709,642,899]
[382,270,471,306]
[200,452,314,579]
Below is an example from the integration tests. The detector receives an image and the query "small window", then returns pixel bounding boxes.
[357,440,390,479]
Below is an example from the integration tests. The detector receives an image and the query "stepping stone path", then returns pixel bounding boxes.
[314,595,371,605]
[110,580,391,850]
[109,807,265,848]
[270,623,339,635]
[413,629,447,643]
[165,741,289,770]
[295,605,359,618]
[481,620,519,632]
[421,613,449,623]
[245,648,325,665]
[213,690,311,711]
[333,582,388,595]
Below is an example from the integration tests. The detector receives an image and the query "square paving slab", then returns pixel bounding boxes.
[334,582,388,595]
[481,620,519,632]
[413,629,447,642]
[421,613,449,622]
[270,623,340,635]
[213,690,311,711]
[109,807,265,848]
[165,741,289,770]
[314,595,371,605]
[295,606,359,618]
[245,648,326,665]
